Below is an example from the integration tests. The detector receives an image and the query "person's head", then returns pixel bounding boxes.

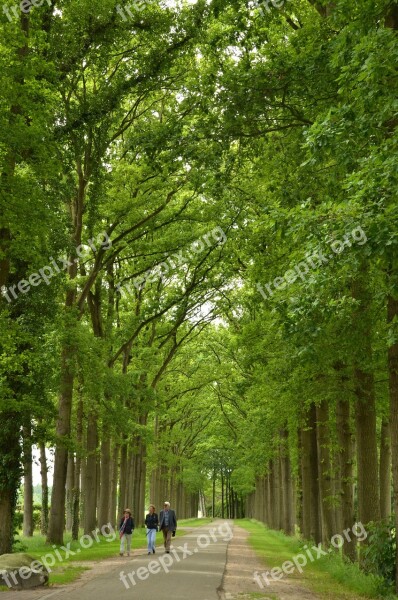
[124,508,131,516]
[149,504,155,513]
[164,501,170,511]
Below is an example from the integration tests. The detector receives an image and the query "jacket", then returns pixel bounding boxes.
[145,513,159,530]
[119,516,135,535]
[159,509,177,531]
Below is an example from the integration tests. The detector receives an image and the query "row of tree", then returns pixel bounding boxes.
[1,0,398,593]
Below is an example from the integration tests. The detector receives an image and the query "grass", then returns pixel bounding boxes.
[234,595,278,600]
[49,565,89,585]
[4,517,213,589]
[237,519,398,600]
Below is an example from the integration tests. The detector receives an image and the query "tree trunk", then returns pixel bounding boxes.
[84,409,98,534]
[265,466,271,527]
[0,491,14,555]
[109,444,119,527]
[98,433,111,529]
[127,447,134,510]
[280,428,293,534]
[212,469,216,517]
[72,394,83,540]
[387,293,398,593]
[0,412,21,553]
[80,453,87,527]
[331,448,342,536]
[262,476,267,524]
[316,401,334,543]
[96,455,101,522]
[309,404,321,544]
[66,453,75,531]
[47,154,86,545]
[380,418,391,520]
[275,453,282,529]
[336,399,356,561]
[352,273,380,528]
[47,343,75,544]
[132,415,147,527]
[221,471,224,519]
[300,424,312,539]
[39,442,49,536]
[355,367,380,525]
[23,425,34,537]
[118,439,128,518]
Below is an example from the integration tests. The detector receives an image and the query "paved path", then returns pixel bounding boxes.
[1,521,232,600]
[1,522,323,600]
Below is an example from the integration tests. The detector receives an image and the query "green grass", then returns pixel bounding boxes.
[9,517,213,587]
[237,519,397,600]
[49,565,89,585]
[179,517,213,527]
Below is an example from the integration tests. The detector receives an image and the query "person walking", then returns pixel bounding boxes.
[158,501,177,553]
[145,504,159,554]
[119,508,135,557]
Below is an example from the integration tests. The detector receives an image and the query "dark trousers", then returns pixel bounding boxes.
[161,527,172,551]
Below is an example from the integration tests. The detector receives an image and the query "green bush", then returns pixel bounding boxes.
[12,513,27,552]
[13,510,23,530]
[362,518,396,591]
[33,508,41,531]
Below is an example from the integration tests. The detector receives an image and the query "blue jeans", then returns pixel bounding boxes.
[147,528,156,552]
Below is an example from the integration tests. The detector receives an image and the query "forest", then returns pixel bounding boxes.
[0,0,398,596]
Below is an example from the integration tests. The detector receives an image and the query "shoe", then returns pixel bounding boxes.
[152,549,155,554]
[119,553,123,556]
[166,550,170,553]
[148,551,151,555]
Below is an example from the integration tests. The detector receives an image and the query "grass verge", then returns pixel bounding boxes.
[237,519,397,600]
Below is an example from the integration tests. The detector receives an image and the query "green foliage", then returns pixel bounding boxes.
[12,513,27,553]
[362,519,397,591]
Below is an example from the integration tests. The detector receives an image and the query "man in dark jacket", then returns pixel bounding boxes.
[158,501,177,553]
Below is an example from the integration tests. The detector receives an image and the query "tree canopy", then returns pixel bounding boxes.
[1,0,398,593]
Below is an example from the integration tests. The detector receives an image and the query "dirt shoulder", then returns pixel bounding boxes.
[219,525,321,600]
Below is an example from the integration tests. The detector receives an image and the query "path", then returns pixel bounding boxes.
[0,522,322,600]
